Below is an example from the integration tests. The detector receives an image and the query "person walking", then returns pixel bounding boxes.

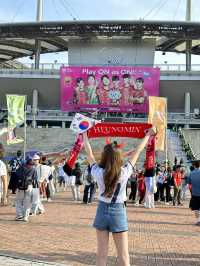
[155,166,166,202]
[137,170,146,205]
[40,156,53,202]
[128,170,138,203]
[15,159,37,222]
[0,143,8,206]
[71,162,83,201]
[144,168,156,209]
[83,164,96,204]
[165,167,173,204]
[172,165,183,206]
[187,160,200,226]
[8,150,23,194]
[83,127,156,266]
[31,154,45,215]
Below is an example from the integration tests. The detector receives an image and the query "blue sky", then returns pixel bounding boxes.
[1,0,200,65]
[1,0,200,22]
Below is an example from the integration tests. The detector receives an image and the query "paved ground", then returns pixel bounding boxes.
[0,191,200,266]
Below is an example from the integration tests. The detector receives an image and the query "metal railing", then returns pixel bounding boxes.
[1,109,200,124]
[1,63,200,72]
[27,110,200,123]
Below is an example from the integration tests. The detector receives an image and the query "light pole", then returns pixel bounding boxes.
[35,0,43,69]
[186,0,192,72]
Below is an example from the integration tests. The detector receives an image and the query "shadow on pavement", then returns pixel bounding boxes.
[1,250,199,266]
[129,251,200,266]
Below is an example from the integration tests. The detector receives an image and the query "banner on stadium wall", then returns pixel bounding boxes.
[148,96,167,151]
[60,66,160,113]
[6,95,25,128]
[6,94,25,145]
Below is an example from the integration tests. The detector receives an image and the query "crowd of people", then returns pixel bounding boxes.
[128,162,192,209]
[0,146,100,222]
[0,146,199,220]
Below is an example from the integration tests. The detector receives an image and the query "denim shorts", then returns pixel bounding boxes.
[93,201,128,233]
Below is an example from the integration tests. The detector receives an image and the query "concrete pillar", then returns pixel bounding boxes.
[184,92,190,118]
[184,92,190,128]
[62,121,66,128]
[32,89,38,128]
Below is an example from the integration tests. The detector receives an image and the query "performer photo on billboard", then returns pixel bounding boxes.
[97,74,111,105]
[121,73,137,105]
[86,74,99,104]
[73,77,88,105]
[129,77,148,104]
[108,75,122,106]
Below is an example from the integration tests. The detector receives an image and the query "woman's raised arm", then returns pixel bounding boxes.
[129,127,156,167]
[83,132,96,166]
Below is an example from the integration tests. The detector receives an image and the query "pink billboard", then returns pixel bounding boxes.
[60,66,160,113]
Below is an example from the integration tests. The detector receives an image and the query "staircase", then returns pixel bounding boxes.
[167,130,188,165]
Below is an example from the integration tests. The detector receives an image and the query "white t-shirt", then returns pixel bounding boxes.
[0,160,7,193]
[35,164,51,183]
[58,164,65,177]
[91,161,134,203]
[66,175,76,186]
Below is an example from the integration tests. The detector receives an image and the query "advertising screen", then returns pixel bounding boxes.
[60,66,160,113]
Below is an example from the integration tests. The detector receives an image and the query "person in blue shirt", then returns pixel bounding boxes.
[187,160,200,226]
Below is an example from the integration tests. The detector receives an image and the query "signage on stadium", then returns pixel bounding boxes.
[60,66,160,113]
[87,122,152,138]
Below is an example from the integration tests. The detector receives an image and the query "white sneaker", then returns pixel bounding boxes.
[38,210,45,215]
[47,198,52,202]
[42,198,47,202]
[15,216,23,221]
[23,216,29,222]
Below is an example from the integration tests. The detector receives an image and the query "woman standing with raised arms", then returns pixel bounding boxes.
[83,127,156,266]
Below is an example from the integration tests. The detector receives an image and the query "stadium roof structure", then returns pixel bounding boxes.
[0,20,200,63]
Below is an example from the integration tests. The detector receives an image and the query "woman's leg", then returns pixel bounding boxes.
[194,210,200,224]
[89,183,95,203]
[76,185,81,200]
[173,186,178,205]
[1,175,8,205]
[39,182,46,198]
[160,184,165,202]
[166,185,170,203]
[195,210,199,218]
[112,231,130,266]
[15,190,24,218]
[71,185,76,200]
[144,189,150,208]
[83,185,89,203]
[46,183,51,200]
[96,229,109,266]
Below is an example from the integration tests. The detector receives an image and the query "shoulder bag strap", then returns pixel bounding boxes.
[111,183,121,204]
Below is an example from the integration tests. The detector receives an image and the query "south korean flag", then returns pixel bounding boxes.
[70,113,100,133]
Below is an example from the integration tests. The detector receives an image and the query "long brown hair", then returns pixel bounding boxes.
[99,143,123,198]
[0,143,5,159]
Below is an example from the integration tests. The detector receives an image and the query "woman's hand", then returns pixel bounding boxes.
[83,132,96,165]
[145,127,157,137]
[83,131,88,139]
